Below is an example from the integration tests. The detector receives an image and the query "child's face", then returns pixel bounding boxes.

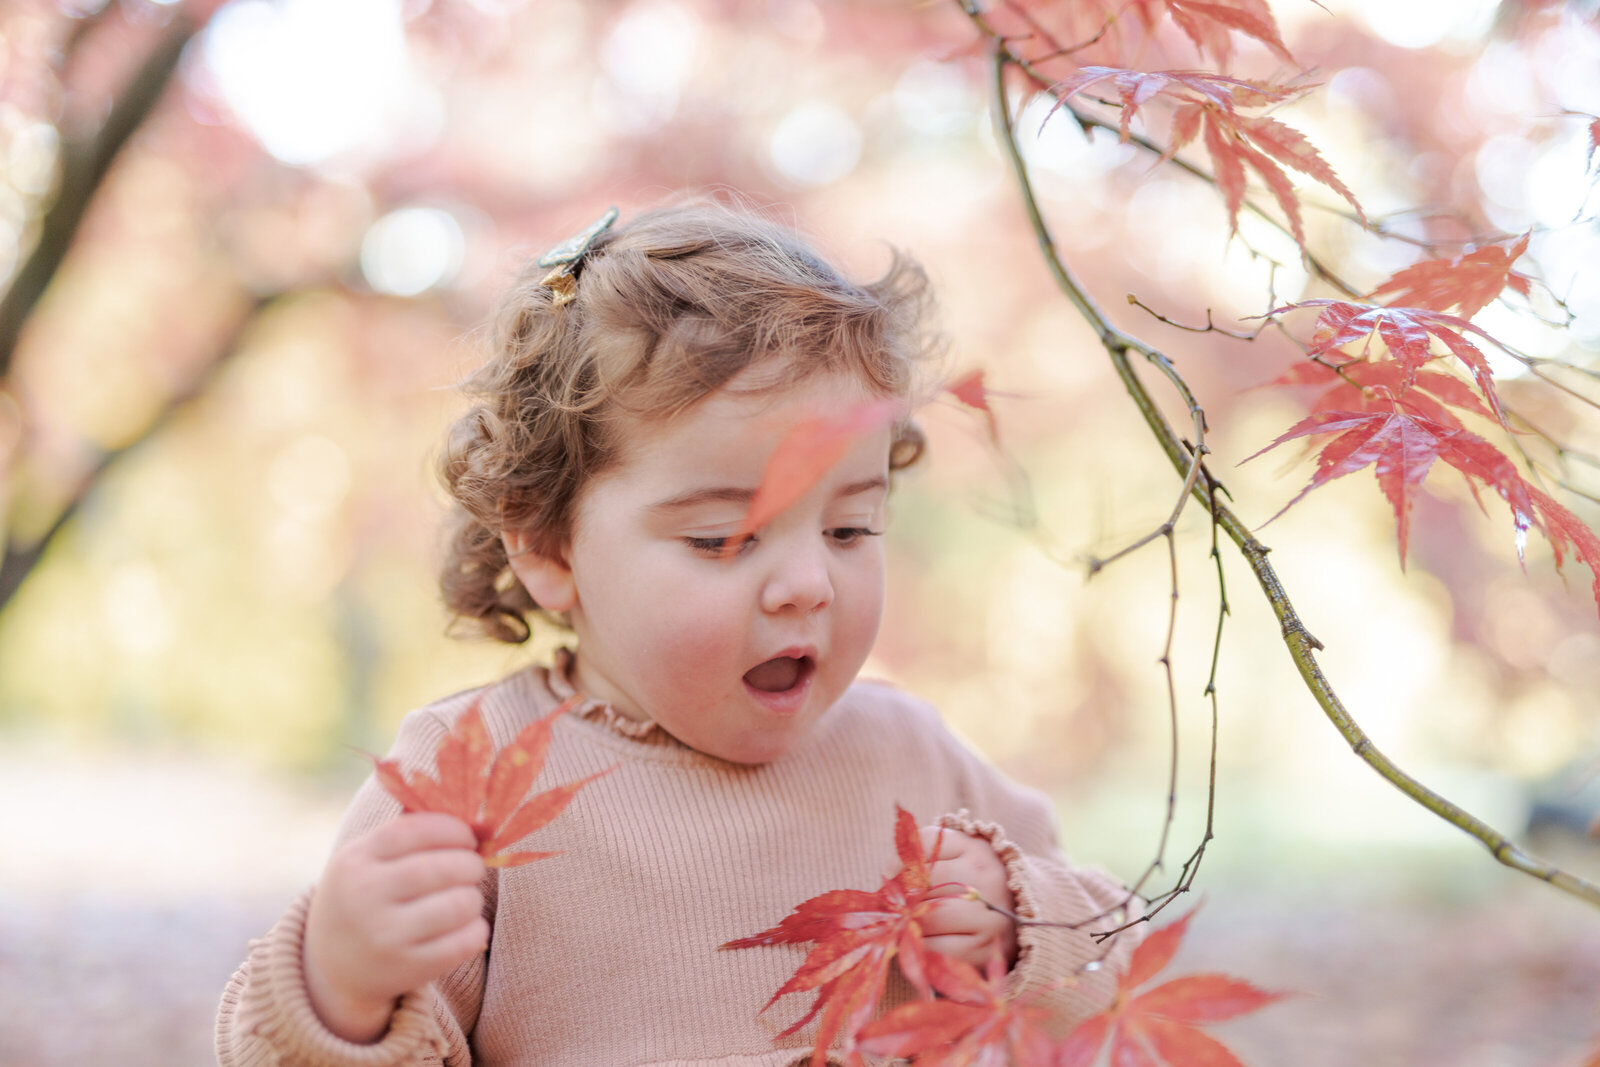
[513,368,893,764]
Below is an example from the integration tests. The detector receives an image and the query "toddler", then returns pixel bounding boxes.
[216,201,1135,1067]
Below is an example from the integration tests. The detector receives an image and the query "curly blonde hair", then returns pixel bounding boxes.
[439,199,941,643]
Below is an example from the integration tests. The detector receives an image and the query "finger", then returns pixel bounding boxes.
[919,826,968,862]
[917,898,991,938]
[921,931,991,965]
[385,848,488,903]
[395,884,486,945]
[924,869,977,899]
[368,813,479,860]
[410,916,491,977]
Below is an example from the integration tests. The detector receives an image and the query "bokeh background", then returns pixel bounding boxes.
[1,0,1598,1063]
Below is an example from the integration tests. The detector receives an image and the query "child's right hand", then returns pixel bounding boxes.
[302,813,489,1044]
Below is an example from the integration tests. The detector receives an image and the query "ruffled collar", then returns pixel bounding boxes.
[546,647,663,742]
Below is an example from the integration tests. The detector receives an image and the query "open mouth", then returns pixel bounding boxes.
[742,655,814,694]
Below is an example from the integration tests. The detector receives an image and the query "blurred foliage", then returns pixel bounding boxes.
[0,0,1595,817]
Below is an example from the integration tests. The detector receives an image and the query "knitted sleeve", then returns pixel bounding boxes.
[934,739,1143,1037]
[215,702,492,1067]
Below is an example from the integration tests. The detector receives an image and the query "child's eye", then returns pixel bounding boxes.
[827,527,882,546]
[683,534,755,557]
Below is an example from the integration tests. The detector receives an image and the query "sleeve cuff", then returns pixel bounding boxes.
[936,810,1137,1036]
[229,888,447,1066]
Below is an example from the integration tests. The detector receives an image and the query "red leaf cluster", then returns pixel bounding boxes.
[722,806,941,1067]
[1257,248,1600,618]
[832,898,1283,1067]
[1057,907,1285,1067]
[1049,68,1364,250]
[372,695,613,868]
[858,953,1055,1067]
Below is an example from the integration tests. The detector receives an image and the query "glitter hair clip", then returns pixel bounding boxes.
[538,206,619,308]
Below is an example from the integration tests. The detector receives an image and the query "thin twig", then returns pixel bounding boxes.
[973,30,1600,910]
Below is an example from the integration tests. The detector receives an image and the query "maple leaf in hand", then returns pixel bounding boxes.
[857,951,1055,1067]
[1056,907,1284,1067]
[372,694,613,868]
[722,805,941,1067]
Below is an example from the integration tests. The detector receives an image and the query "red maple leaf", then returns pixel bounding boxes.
[1050,69,1363,250]
[1266,299,1507,424]
[372,695,613,868]
[730,398,900,552]
[946,368,1000,444]
[857,951,1055,1067]
[1056,907,1284,1067]
[1368,234,1532,321]
[722,806,941,1067]
[1264,359,1497,429]
[1524,486,1600,621]
[1123,0,1296,66]
[1249,385,1600,618]
[1244,406,1536,566]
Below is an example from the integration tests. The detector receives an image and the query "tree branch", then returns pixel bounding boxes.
[0,293,276,614]
[976,33,1600,909]
[0,13,196,380]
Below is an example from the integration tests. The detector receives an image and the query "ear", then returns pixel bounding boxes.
[503,529,577,613]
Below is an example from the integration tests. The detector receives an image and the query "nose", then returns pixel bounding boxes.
[759,542,834,615]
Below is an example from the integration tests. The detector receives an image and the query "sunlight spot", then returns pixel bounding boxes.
[768,101,861,187]
[267,434,351,521]
[5,120,58,196]
[360,206,465,296]
[103,563,174,657]
[894,60,979,138]
[1355,0,1496,49]
[200,0,426,167]
[601,0,700,128]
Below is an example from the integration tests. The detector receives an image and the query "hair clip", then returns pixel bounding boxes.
[538,206,619,307]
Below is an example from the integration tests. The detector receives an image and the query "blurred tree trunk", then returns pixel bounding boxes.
[0,14,196,614]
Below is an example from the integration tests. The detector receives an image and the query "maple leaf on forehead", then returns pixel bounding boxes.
[857,952,1056,1067]
[729,398,901,551]
[1267,299,1507,425]
[722,806,941,1067]
[1058,907,1285,1067]
[371,694,614,868]
[1369,234,1532,321]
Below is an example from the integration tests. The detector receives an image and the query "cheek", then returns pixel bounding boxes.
[837,552,887,647]
[621,561,749,664]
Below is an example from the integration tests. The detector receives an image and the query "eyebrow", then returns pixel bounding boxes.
[648,475,888,513]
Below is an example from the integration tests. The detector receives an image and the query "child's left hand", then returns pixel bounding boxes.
[916,826,1019,972]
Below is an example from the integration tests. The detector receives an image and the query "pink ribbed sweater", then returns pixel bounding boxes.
[216,663,1137,1067]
